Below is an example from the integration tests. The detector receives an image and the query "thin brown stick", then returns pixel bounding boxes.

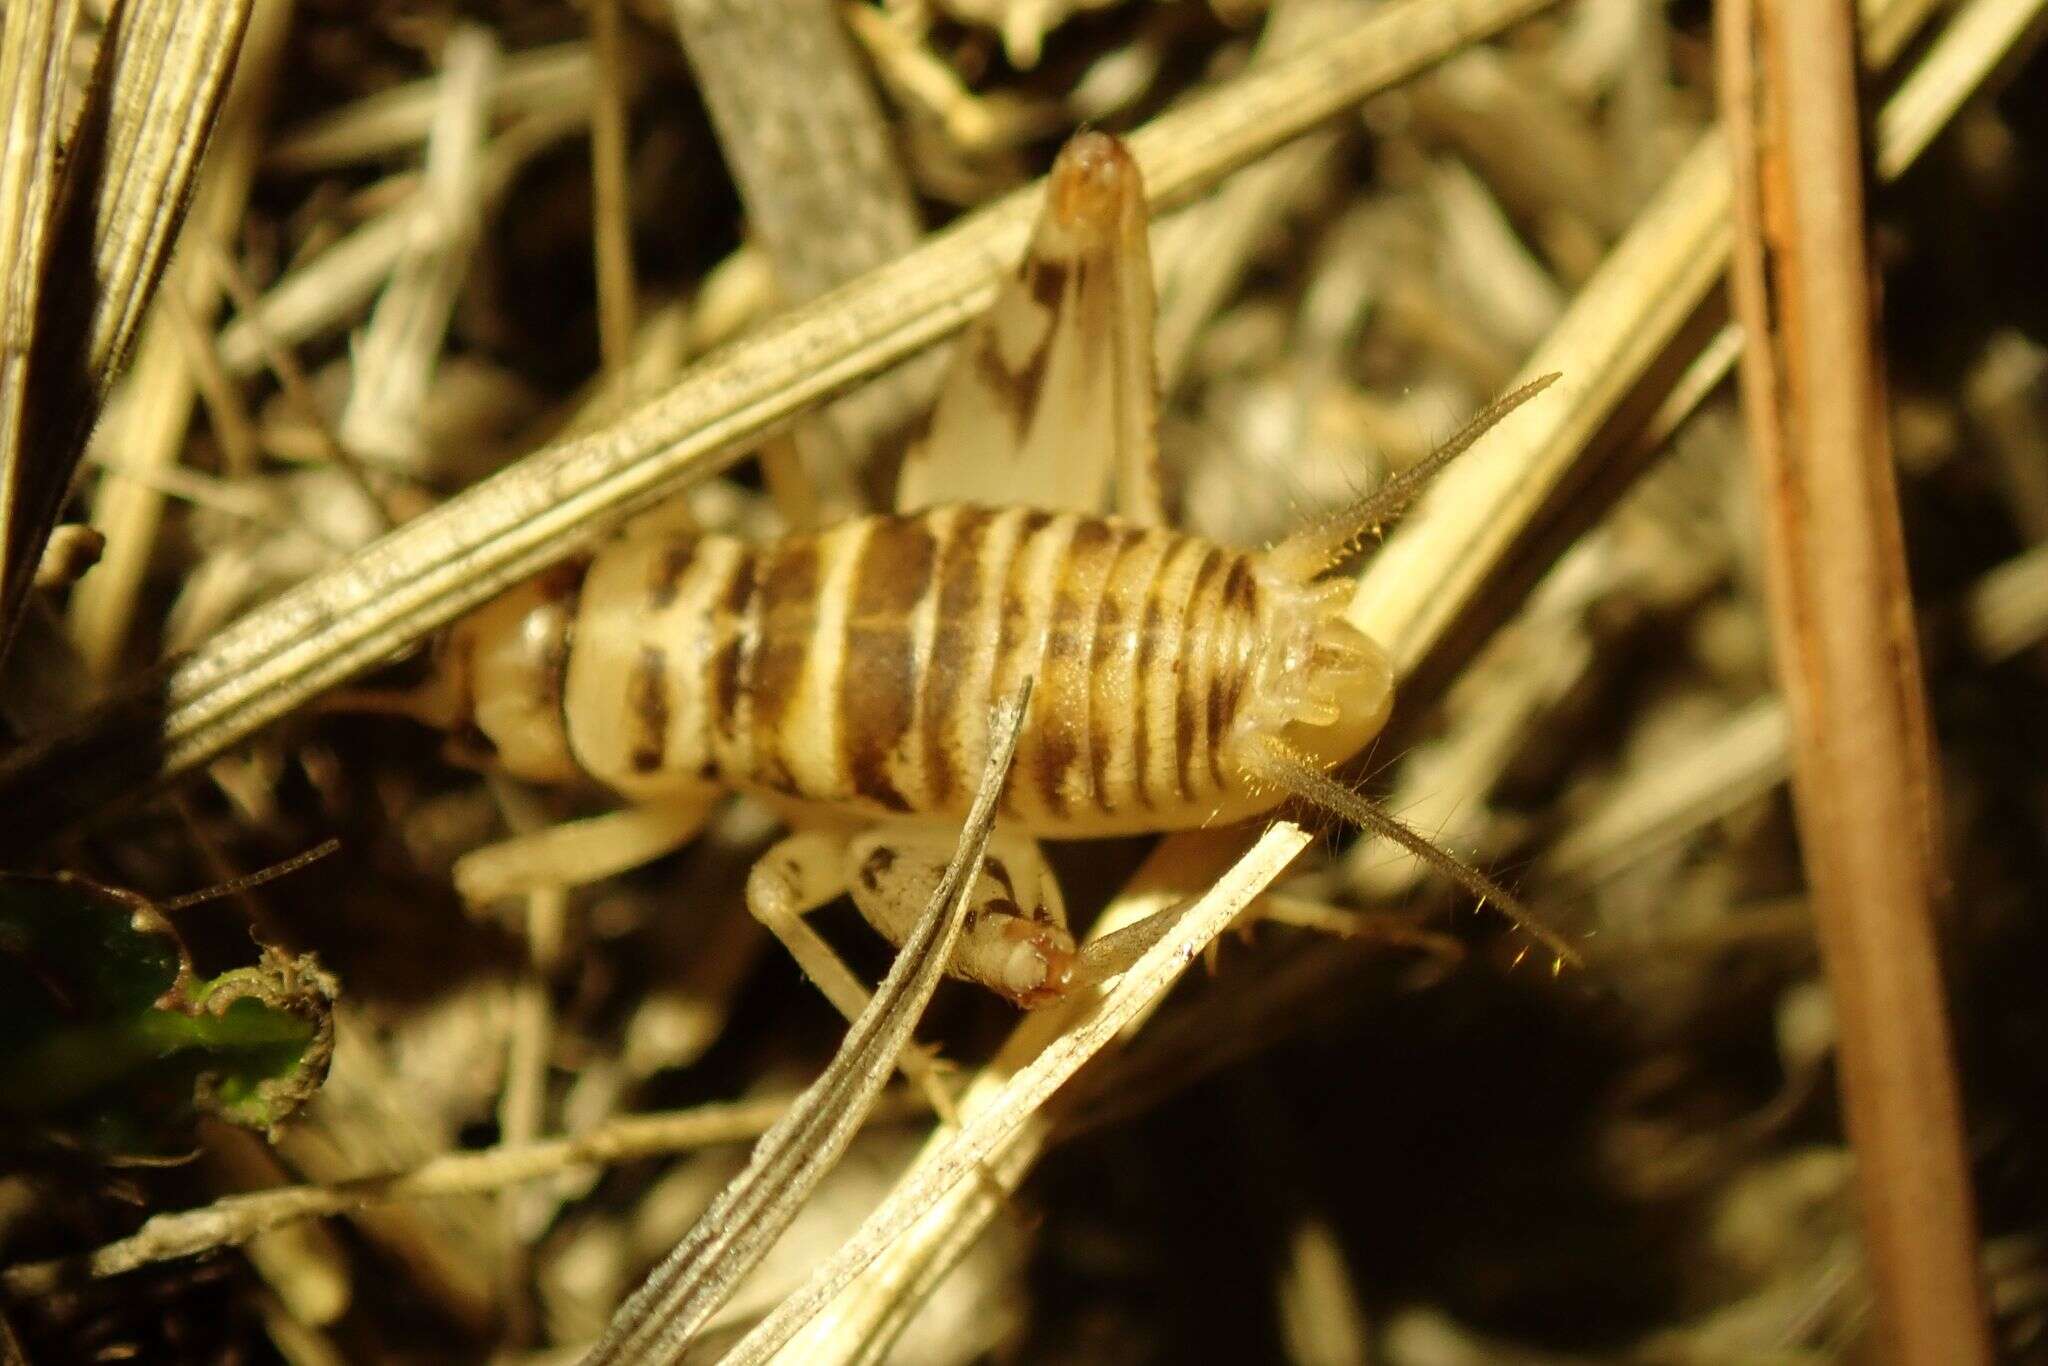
[588,0,638,381]
[1718,1,1991,1359]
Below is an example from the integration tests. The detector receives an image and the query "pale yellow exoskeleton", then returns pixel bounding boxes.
[357,134,1572,1014]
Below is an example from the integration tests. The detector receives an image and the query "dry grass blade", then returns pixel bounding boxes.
[1875,0,2048,180]
[1389,0,2045,895]
[1542,696,1791,889]
[670,0,921,310]
[67,0,255,393]
[265,41,599,173]
[762,840,1261,1363]
[335,24,498,468]
[11,3,2045,1358]
[1719,0,1992,1358]
[215,103,590,380]
[0,0,1558,842]
[0,0,252,665]
[582,683,1030,1363]
[64,2,287,680]
[668,0,932,512]
[720,821,1313,1366]
[0,0,80,658]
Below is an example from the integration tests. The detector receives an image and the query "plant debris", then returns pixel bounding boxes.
[2,1,2047,1362]
[0,869,335,1158]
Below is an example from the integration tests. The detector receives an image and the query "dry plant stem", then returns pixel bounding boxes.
[1966,538,2048,661]
[1542,696,1791,889]
[761,827,1253,1363]
[162,289,260,477]
[72,0,257,371]
[1418,0,2047,892]
[1150,0,1358,390]
[492,780,572,1334]
[0,0,1557,841]
[582,686,1031,1364]
[1874,0,2048,180]
[1344,125,1731,672]
[588,0,638,381]
[266,42,598,173]
[217,105,590,379]
[274,1018,501,1331]
[723,823,1313,1366]
[1719,1,1991,1360]
[336,23,497,468]
[197,1128,351,1328]
[0,0,253,666]
[1,1092,931,1300]
[197,242,388,525]
[1545,522,2048,891]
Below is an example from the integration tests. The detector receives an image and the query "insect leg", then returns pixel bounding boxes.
[844,828,1077,1008]
[453,793,720,904]
[746,829,960,1117]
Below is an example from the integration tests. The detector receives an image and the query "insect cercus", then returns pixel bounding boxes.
[348,132,1573,1014]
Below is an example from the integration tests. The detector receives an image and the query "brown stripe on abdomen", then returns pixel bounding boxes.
[557,507,1274,831]
[918,506,999,808]
[1173,547,1226,802]
[627,644,669,773]
[1084,525,1163,815]
[989,510,1061,820]
[745,540,821,792]
[534,558,587,748]
[1209,557,1259,788]
[705,544,761,780]
[839,516,938,810]
[1033,519,1119,817]
[646,542,693,611]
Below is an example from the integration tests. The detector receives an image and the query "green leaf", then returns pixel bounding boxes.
[0,872,337,1157]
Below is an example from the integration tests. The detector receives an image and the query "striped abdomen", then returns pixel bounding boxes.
[557,506,1276,836]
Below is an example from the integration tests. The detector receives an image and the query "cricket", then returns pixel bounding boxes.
[352,132,1574,1013]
